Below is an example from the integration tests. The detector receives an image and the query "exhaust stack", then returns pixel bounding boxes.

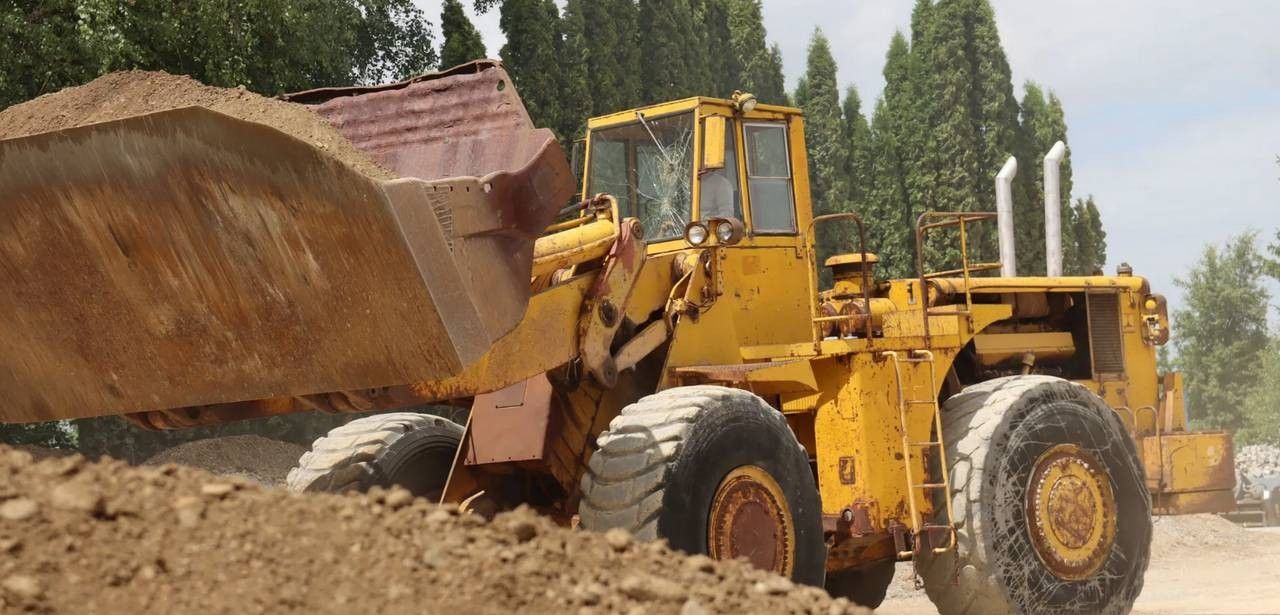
[995,156,1018,277]
[1044,141,1067,276]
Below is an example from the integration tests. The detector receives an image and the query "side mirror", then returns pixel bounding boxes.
[702,116,726,171]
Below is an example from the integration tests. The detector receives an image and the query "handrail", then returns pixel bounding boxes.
[804,212,874,347]
[914,211,999,342]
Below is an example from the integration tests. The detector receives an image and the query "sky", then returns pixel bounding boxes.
[412,0,1280,314]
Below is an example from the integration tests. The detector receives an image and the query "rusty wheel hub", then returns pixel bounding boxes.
[707,465,794,577]
[1025,444,1117,580]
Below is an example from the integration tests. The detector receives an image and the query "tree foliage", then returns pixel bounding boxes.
[0,0,436,107]
[498,0,563,134]
[725,0,786,104]
[440,0,486,68]
[1172,233,1271,431]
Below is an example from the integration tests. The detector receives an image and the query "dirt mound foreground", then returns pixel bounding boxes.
[0,446,867,614]
[0,70,392,179]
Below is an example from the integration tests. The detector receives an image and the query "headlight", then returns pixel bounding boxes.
[685,222,708,246]
[715,221,734,243]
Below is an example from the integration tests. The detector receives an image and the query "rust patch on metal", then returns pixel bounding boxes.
[708,466,793,577]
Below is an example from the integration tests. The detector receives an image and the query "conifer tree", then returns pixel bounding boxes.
[558,0,592,140]
[868,32,917,278]
[1068,196,1106,274]
[498,0,563,133]
[439,0,486,68]
[842,86,874,211]
[582,0,640,115]
[639,0,699,102]
[796,29,850,276]
[702,0,739,98]
[726,0,785,104]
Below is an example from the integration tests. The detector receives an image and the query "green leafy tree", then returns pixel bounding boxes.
[725,0,785,104]
[0,421,77,450]
[499,0,563,133]
[0,0,437,107]
[1172,233,1271,431]
[1241,339,1280,445]
[440,0,486,68]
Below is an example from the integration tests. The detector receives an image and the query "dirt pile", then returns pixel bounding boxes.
[0,70,392,179]
[0,446,868,615]
[1150,513,1258,559]
[144,436,306,487]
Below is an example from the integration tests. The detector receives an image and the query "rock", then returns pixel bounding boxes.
[680,598,709,615]
[200,482,236,498]
[604,528,632,552]
[619,574,685,602]
[509,519,538,543]
[384,487,414,511]
[573,582,603,606]
[683,554,715,574]
[752,577,794,595]
[50,483,103,515]
[2,575,42,599]
[426,509,452,524]
[173,496,204,528]
[0,498,38,522]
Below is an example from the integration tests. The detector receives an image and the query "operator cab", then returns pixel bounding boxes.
[580,92,807,253]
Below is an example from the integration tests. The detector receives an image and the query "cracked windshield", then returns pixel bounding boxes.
[586,112,694,241]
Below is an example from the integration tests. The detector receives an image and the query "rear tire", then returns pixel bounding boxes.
[918,376,1151,615]
[824,560,895,608]
[579,385,826,586]
[287,412,463,499]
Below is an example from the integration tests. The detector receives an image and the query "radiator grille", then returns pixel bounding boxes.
[1088,293,1125,374]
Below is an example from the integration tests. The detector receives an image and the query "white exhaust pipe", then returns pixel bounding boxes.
[1044,140,1067,276]
[995,156,1018,277]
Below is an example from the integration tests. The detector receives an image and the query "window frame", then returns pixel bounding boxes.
[741,121,798,236]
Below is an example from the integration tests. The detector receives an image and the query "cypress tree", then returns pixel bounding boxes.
[558,0,592,140]
[842,85,874,211]
[1069,196,1106,274]
[796,30,847,213]
[702,0,739,98]
[726,0,785,104]
[638,0,699,103]
[869,32,917,278]
[439,0,486,68]
[498,0,562,133]
[582,0,640,115]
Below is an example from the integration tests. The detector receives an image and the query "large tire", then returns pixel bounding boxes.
[918,376,1151,615]
[824,560,895,608]
[287,412,463,499]
[579,385,826,586]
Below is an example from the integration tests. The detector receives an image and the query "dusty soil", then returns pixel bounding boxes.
[877,514,1280,615]
[0,446,869,615]
[0,70,392,179]
[144,436,306,487]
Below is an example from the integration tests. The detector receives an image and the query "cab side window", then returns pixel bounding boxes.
[743,123,796,233]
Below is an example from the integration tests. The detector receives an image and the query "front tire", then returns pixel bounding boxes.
[287,412,463,499]
[579,386,826,586]
[918,376,1151,615]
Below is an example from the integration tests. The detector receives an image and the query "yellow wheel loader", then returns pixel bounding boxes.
[0,62,1234,613]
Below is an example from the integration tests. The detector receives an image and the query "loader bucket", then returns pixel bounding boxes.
[0,62,573,423]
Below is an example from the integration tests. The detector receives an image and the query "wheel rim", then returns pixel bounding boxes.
[707,465,794,577]
[1025,444,1117,580]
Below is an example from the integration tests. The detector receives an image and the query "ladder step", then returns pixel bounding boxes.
[913,483,947,489]
[906,400,936,405]
[909,441,942,447]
